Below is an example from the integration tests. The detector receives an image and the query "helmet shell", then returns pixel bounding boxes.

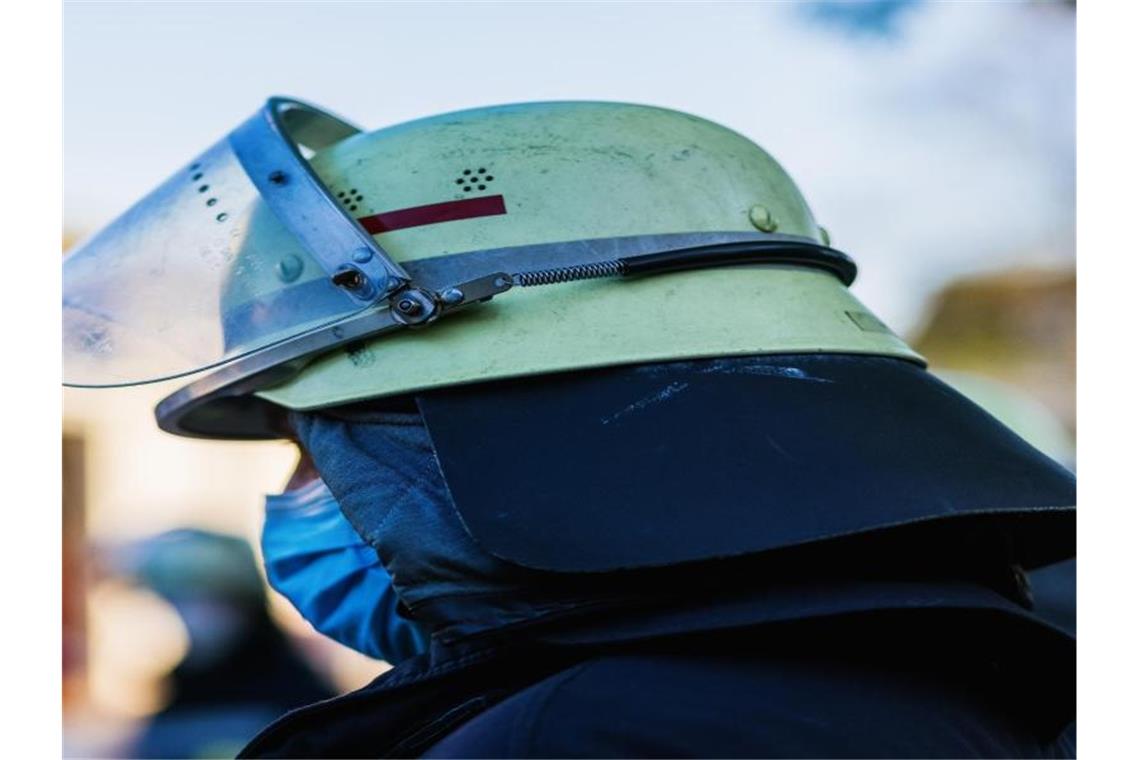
[253,101,921,410]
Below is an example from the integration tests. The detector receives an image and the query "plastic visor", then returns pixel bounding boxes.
[63,99,406,387]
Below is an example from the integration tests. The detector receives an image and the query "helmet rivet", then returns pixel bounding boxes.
[352,248,374,264]
[396,297,422,316]
[749,205,778,233]
[441,288,464,305]
[276,255,304,283]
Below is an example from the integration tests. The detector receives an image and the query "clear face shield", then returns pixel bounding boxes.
[63,97,857,439]
[63,99,410,388]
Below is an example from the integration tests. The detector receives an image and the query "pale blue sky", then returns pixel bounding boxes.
[64,0,1074,334]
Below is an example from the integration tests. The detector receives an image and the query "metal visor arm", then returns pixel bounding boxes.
[156,231,857,439]
[229,98,410,303]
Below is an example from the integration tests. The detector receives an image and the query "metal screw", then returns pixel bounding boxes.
[396,297,423,316]
[749,204,778,233]
[441,288,464,305]
[268,170,288,185]
[352,248,374,264]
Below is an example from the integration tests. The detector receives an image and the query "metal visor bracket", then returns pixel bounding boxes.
[155,228,857,438]
[63,98,409,388]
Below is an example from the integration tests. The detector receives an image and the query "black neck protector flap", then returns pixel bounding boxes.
[415,354,1074,574]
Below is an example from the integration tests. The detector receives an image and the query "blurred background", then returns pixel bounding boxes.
[63,1,1075,756]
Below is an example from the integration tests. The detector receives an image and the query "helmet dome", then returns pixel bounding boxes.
[251,101,920,415]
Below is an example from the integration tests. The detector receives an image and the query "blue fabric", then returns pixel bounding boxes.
[424,647,1075,758]
[261,478,428,663]
[417,354,1075,573]
[1029,558,1076,637]
[254,354,1077,757]
[287,410,534,627]
[289,356,1075,638]
[239,586,1075,758]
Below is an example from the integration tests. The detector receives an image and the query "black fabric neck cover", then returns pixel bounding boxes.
[291,354,1074,637]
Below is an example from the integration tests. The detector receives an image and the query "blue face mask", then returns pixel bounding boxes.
[288,409,533,627]
[261,478,428,663]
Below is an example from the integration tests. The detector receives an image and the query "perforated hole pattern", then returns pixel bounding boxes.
[455,167,494,193]
[336,187,365,213]
[190,162,229,223]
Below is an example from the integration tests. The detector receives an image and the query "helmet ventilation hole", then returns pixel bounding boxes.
[455,167,495,193]
[335,187,365,213]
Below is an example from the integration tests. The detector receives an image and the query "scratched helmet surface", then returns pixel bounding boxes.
[251,101,921,415]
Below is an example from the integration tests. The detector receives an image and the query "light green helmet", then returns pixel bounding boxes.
[260,101,920,414]
[62,98,922,438]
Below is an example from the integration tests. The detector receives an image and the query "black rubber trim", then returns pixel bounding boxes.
[619,241,858,286]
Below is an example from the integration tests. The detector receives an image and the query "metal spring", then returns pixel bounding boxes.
[512,260,625,287]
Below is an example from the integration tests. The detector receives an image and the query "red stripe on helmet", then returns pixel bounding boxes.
[357,195,507,234]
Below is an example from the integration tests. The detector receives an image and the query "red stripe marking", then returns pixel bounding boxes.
[357,195,507,234]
